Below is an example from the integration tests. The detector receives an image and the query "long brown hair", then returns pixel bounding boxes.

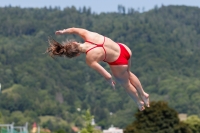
[46,37,80,58]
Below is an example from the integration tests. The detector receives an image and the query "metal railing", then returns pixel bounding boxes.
[0,122,28,133]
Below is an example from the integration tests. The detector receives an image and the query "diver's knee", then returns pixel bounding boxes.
[120,81,131,88]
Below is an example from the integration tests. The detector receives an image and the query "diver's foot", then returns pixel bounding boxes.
[141,93,150,107]
[137,101,145,111]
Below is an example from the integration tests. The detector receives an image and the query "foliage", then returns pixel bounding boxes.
[0,5,200,132]
[124,101,192,133]
[0,112,4,123]
[54,129,67,133]
[183,115,200,133]
[80,109,95,133]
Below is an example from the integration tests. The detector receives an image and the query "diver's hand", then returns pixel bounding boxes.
[55,30,64,35]
[107,78,116,90]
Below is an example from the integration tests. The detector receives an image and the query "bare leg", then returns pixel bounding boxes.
[129,72,150,107]
[128,58,150,107]
[110,65,145,111]
[121,80,145,111]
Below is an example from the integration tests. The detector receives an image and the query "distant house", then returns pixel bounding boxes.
[103,125,123,133]
[31,122,37,133]
[178,113,187,121]
[71,126,79,132]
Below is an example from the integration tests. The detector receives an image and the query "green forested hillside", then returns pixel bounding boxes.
[0,5,200,132]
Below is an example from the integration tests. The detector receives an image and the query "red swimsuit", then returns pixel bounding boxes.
[85,37,130,65]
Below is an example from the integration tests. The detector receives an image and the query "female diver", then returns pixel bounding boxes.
[46,27,150,111]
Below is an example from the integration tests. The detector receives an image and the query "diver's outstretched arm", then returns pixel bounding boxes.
[55,27,90,40]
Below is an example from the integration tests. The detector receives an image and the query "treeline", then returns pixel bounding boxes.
[124,101,200,133]
[0,5,200,132]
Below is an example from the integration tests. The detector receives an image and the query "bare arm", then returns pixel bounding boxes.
[86,57,115,89]
[87,61,111,80]
[55,27,90,40]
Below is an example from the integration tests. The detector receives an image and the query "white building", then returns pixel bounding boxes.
[103,125,123,133]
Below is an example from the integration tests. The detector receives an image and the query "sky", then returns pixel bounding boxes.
[0,0,200,13]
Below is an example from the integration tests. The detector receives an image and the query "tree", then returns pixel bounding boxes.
[183,115,200,133]
[55,129,67,133]
[0,112,4,123]
[80,109,94,133]
[118,5,126,14]
[80,109,101,133]
[124,101,192,133]
[1,5,200,130]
